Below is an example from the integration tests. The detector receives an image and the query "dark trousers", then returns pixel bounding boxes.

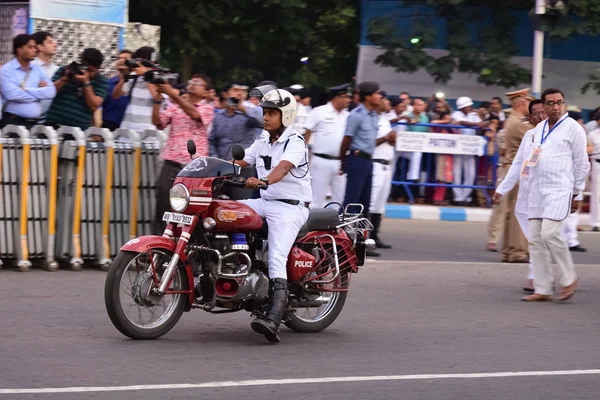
[102,120,120,131]
[152,160,184,235]
[0,113,40,130]
[343,154,373,216]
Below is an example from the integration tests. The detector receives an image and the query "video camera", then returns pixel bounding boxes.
[63,61,88,79]
[124,58,177,85]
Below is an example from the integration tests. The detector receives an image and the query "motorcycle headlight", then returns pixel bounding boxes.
[169,184,189,212]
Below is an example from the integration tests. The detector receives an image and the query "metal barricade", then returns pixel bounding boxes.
[391,122,497,207]
[28,125,60,270]
[82,127,115,271]
[111,129,141,258]
[54,127,86,270]
[136,129,167,237]
[0,125,31,270]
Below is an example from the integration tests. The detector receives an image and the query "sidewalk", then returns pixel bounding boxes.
[384,203,592,226]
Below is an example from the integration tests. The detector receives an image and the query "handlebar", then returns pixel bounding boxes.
[224,175,267,190]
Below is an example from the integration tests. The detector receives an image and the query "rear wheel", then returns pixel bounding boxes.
[285,242,349,333]
[285,284,348,333]
[104,249,189,340]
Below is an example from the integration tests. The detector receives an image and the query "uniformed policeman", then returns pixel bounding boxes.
[304,83,352,209]
[234,84,312,343]
[339,81,383,257]
[369,93,395,249]
[501,88,534,263]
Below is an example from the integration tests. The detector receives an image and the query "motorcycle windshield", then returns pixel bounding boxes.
[177,156,241,178]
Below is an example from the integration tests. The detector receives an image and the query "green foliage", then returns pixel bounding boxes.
[366,0,600,94]
[129,0,360,89]
[366,0,533,88]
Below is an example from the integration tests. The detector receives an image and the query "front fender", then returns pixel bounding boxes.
[120,236,176,253]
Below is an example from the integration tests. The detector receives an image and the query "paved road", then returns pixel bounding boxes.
[1,220,599,399]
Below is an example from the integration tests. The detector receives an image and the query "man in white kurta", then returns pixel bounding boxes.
[494,89,590,302]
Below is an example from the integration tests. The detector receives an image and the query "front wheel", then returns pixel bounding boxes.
[104,249,189,340]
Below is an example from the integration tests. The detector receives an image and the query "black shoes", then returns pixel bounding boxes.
[370,213,392,250]
[251,278,287,343]
[569,245,587,252]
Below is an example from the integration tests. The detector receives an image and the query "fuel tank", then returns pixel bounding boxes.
[207,200,264,232]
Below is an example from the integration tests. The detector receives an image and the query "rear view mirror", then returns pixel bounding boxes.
[187,140,196,157]
[231,145,245,161]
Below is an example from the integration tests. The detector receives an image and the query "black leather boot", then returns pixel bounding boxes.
[251,278,287,343]
[370,213,392,249]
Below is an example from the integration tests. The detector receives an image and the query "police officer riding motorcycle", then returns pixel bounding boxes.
[234,85,312,342]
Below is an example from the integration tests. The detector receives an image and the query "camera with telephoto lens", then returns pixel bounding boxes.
[63,61,88,79]
[124,58,175,84]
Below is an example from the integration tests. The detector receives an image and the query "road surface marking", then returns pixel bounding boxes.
[2,369,600,394]
[365,259,600,267]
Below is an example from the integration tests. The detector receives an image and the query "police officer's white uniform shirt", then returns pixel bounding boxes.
[240,126,312,280]
[305,102,348,208]
[295,103,312,138]
[370,115,395,214]
[306,102,348,156]
[588,127,600,228]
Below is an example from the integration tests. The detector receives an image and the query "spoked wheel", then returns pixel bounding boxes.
[104,250,189,340]
[285,244,349,333]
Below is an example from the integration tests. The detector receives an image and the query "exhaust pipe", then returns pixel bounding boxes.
[290,295,331,308]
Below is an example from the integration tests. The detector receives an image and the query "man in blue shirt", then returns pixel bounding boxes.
[208,82,263,159]
[0,34,56,129]
[101,49,133,131]
[339,81,383,257]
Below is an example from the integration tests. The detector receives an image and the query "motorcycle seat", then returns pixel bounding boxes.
[261,208,340,239]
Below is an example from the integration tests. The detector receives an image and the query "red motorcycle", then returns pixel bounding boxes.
[104,142,374,340]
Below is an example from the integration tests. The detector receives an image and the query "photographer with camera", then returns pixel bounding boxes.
[208,82,264,159]
[115,46,164,133]
[45,48,108,130]
[101,49,133,131]
[150,74,215,234]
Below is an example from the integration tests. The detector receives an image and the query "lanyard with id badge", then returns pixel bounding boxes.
[525,115,567,174]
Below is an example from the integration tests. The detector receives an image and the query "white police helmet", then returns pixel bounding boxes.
[250,84,298,128]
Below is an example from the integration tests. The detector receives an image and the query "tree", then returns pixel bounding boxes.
[128,0,360,89]
[365,0,600,93]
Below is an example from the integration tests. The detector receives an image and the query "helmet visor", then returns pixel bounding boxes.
[250,85,291,109]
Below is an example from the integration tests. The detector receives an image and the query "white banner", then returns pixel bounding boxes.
[395,132,488,157]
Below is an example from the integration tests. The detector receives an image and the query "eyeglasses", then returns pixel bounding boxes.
[531,111,545,117]
[187,80,205,87]
[544,100,564,107]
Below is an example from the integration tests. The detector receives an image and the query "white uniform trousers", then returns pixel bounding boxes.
[590,161,600,228]
[561,211,580,247]
[515,212,534,280]
[529,219,577,295]
[370,161,393,214]
[310,155,346,209]
[452,155,476,202]
[240,199,309,280]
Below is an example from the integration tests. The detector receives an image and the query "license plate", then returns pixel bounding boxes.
[162,212,193,226]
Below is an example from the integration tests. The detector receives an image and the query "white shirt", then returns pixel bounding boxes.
[451,110,481,135]
[588,127,600,160]
[585,120,597,133]
[373,114,395,161]
[497,114,590,220]
[498,128,535,215]
[294,103,312,137]
[243,127,312,202]
[31,57,59,116]
[32,57,59,80]
[304,102,348,156]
